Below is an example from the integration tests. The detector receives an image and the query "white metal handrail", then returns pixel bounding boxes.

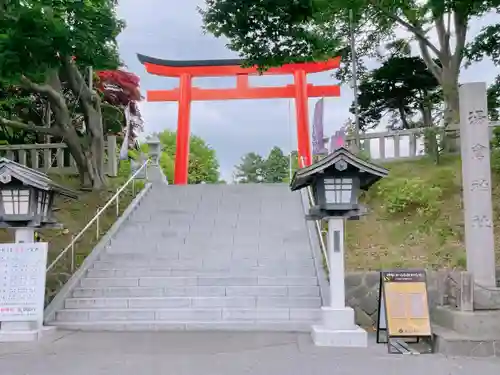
[298,157,330,272]
[46,159,150,273]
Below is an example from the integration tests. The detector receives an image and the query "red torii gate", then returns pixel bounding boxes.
[137,54,341,185]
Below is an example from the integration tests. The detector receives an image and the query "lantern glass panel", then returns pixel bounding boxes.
[37,191,50,216]
[1,189,30,214]
[324,178,353,204]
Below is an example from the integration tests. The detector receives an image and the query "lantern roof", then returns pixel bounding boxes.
[0,158,78,199]
[146,134,161,144]
[290,147,389,192]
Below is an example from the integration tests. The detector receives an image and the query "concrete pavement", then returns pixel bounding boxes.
[1,331,499,374]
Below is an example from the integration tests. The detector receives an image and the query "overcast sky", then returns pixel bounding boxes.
[117,0,499,180]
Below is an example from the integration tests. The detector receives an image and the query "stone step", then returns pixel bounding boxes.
[100,252,313,261]
[48,320,313,332]
[46,184,321,334]
[79,276,319,288]
[86,267,316,278]
[108,234,309,242]
[92,258,316,270]
[64,296,321,309]
[432,324,500,357]
[55,307,321,322]
[102,253,313,262]
[431,306,500,337]
[72,285,320,298]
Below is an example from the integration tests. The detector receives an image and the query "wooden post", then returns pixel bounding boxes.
[106,135,118,177]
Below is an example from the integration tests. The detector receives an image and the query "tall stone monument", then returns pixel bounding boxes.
[459,82,496,287]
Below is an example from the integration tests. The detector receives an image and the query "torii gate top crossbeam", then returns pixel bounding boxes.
[137,54,341,78]
[137,54,341,102]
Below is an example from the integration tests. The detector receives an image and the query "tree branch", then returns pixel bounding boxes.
[434,14,450,60]
[417,39,443,82]
[446,12,452,48]
[0,117,62,136]
[62,58,92,103]
[20,75,66,112]
[20,76,54,98]
[368,0,443,59]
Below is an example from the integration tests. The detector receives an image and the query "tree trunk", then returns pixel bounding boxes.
[48,72,104,189]
[0,60,119,190]
[441,66,460,130]
[413,9,466,151]
[397,106,410,129]
[83,105,106,189]
[439,65,460,152]
[421,104,433,127]
[63,59,107,189]
[417,89,434,128]
[4,67,108,190]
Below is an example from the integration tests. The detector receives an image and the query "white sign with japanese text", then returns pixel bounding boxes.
[0,242,48,322]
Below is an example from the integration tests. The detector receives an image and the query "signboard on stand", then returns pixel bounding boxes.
[376,269,433,354]
[0,242,48,322]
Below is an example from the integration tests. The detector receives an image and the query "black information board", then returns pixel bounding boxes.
[376,270,433,354]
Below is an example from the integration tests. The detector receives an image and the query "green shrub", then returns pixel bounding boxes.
[159,152,174,184]
[491,149,500,174]
[357,148,372,162]
[489,127,500,173]
[491,127,500,150]
[375,176,443,216]
[116,159,132,178]
[427,166,457,195]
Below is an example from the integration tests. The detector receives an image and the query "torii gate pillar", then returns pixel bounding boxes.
[138,54,341,184]
[176,74,192,184]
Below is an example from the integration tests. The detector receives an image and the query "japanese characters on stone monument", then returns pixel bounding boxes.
[459,82,496,287]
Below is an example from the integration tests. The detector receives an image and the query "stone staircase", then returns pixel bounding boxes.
[47,182,323,331]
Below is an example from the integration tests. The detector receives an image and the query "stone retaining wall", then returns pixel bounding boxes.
[345,270,500,327]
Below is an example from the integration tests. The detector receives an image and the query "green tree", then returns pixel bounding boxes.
[487,76,500,121]
[0,85,41,144]
[0,70,142,147]
[201,0,497,132]
[355,56,441,130]
[0,0,124,189]
[235,147,292,183]
[263,146,289,183]
[156,130,220,184]
[466,24,500,121]
[234,152,265,183]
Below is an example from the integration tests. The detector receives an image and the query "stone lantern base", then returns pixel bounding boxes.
[311,307,368,347]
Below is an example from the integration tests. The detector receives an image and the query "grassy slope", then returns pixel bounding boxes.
[344,155,500,271]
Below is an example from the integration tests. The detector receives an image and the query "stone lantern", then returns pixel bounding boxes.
[146,135,161,165]
[0,158,78,232]
[290,147,388,348]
